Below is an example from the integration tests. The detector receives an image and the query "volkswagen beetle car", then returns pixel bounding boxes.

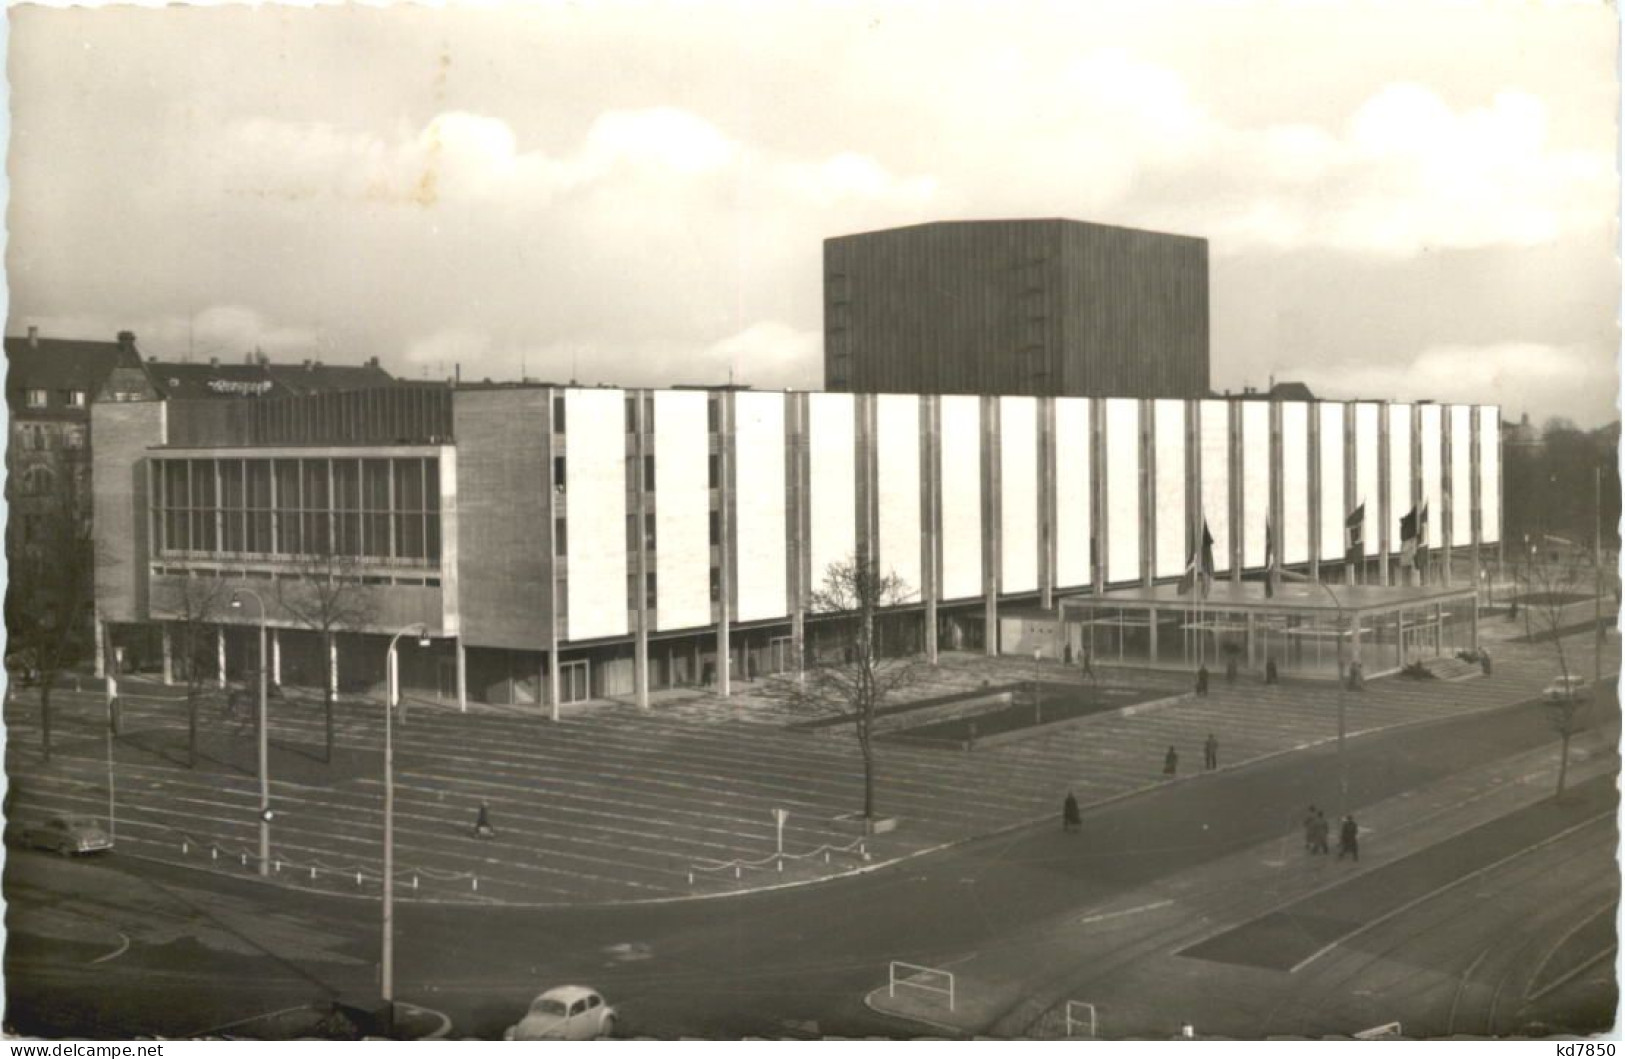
[23,814,113,856]
[503,986,616,1040]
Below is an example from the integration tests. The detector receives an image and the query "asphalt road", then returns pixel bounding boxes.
[5,686,1618,1040]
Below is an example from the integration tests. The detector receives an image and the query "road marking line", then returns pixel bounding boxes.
[1077,899,1173,925]
[89,931,130,965]
[1289,810,1614,975]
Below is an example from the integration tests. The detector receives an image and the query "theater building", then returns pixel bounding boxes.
[92,385,1502,709]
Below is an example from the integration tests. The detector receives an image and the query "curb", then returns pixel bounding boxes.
[861,987,968,1038]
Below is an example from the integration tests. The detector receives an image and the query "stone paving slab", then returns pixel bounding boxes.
[4,627,1616,906]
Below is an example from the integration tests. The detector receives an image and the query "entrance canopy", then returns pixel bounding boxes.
[1063,579,1477,618]
[1057,578,1480,679]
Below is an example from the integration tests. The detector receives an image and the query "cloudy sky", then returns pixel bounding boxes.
[6,1,1619,424]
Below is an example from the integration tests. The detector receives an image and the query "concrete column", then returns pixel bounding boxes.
[1230,399,1243,585]
[1148,605,1159,666]
[982,396,1000,657]
[94,618,107,679]
[633,390,650,710]
[1345,403,1358,587]
[161,624,174,686]
[923,395,940,665]
[271,629,282,687]
[546,386,562,721]
[1378,405,1391,587]
[548,651,561,722]
[1308,402,1321,583]
[1040,396,1056,609]
[1442,411,1454,587]
[716,392,733,698]
[217,627,228,688]
[1246,612,1256,668]
[1144,401,1157,591]
[1092,398,1106,596]
[457,639,468,712]
[789,392,808,681]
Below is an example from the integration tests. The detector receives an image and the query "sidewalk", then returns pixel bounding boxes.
[5,626,1616,906]
[863,722,1621,1037]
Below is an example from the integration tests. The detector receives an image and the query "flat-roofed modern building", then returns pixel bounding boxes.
[824,219,1209,398]
[93,388,1501,709]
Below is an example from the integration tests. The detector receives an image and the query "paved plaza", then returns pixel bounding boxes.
[4,613,1614,906]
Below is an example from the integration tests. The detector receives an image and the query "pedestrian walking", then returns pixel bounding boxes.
[1479,650,1492,677]
[1302,805,1319,853]
[1195,665,1209,696]
[1203,733,1218,771]
[1313,810,1330,854]
[1062,791,1081,833]
[1163,745,1179,779]
[1082,646,1096,682]
[474,800,496,839]
[1064,641,1074,667]
[1338,815,1359,861]
[1265,658,1279,685]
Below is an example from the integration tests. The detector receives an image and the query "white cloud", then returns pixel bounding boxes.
[1195,84,1610,256]
[1296,341,1618,423]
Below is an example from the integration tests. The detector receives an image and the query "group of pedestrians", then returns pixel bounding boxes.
[1302,804,1359,861]
[1062,642,1097,682]
[1158,733,1220,780]
[1194,658,1281,695]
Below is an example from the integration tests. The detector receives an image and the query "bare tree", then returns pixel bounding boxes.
[5,488,97,761]
[1517,552,1595,799]
[156,574,229,768]
[274,544,377,763]
[770,554,920,824]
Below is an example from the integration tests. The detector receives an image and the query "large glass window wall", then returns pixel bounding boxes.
[152,455,441,564]
[1065,594,1477,679]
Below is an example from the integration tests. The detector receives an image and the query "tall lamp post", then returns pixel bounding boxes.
[1314,580,1348,818]
[230,588,271,876]
[383,622,430,1035]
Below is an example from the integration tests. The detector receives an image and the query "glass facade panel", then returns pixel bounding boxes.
[151,454,441,566]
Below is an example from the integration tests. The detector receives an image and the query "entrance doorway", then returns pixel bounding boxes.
[559,659,591,704]
[768,636,795,675]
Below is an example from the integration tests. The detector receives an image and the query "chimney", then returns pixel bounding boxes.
[27,326,38,348]
[368,356,379,368]
[116,330,136,354]
[302,359,312,371]
[209,356,219,368]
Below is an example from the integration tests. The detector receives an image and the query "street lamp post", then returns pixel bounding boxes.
[1314,580,1348,818]
[230,588,271,876]
[383,622,430,1035]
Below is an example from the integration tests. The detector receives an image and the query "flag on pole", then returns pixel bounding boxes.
[1400,505,1419,569]
[1199,520,1215,599]
[1178,519,1216,597]
[1416,499,1429,571]
[1263,513,1276,598]
[1345,502,1365,567]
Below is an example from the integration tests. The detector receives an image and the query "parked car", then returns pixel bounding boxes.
[503,986,617,1041]
[21,814,113,856]
[1543,675,1590,702]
